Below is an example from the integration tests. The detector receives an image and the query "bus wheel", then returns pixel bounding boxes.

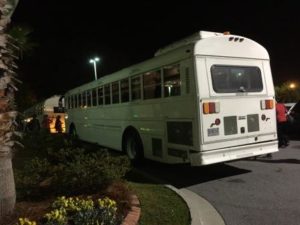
[125,132,143,164]
[68,125,79,145]
[69,124,77,138]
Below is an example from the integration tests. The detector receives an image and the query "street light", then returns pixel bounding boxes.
[289,82,296,89]
[89,57,100,80]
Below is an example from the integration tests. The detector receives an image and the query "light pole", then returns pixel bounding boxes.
[89,57,100,80]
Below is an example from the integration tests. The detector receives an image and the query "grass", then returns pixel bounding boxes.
[129,182,190,225]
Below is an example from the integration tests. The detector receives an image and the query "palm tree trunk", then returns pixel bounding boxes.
[0,151,15,220]
[0,0,20,221]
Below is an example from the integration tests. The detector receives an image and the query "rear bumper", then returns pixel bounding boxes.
[190,140,278,166]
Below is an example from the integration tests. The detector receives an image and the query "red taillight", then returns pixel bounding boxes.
[261,99,274,110]
[209,102,215,113]
[215,118,221,125]
[203,102,220,114]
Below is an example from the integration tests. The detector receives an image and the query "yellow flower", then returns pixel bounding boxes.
[17,218,37,225]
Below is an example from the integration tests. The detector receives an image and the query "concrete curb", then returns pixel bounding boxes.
[166,185,225,225]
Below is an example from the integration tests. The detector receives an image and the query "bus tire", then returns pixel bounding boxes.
[124,131,144,164]
[69,124,77,138]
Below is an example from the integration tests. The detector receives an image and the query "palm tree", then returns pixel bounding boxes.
[0,0,20,221]
[8,24,38,112]
[8,24,37,59]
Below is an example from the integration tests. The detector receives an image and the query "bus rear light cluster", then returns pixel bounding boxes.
[261,99,274,110]
[203,102,220,114]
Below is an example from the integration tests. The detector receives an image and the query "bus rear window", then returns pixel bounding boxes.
[211,65,263,93]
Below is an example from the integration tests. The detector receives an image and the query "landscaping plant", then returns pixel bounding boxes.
[16,196,121,225]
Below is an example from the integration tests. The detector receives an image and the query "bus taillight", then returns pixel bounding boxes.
[261,99,274,110]
[203,102,220,114]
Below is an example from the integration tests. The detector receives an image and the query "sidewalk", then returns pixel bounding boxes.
[166,185,225,225]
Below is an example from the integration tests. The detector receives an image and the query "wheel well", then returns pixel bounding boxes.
[69,123,76,134]
[122,126,142,153]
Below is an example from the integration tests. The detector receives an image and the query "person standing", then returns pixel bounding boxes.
[27,114,40,133]
[54,115,63,133]
[42,114,52,133]
[276,102,289,147]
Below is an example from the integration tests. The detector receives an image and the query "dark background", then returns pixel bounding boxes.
[12,0,300,100]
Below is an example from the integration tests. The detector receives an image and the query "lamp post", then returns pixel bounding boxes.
[89,57,100,80]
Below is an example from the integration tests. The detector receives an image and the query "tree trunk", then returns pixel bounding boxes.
[0,152,15,221]
[0,0,20,221]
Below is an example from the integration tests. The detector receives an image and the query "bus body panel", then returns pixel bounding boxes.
[190,140,277,165]
[194,35,269,60]
[69,94,197,164]
[196,57,277,145]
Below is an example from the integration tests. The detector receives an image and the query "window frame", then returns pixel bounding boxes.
[210,65,263,93]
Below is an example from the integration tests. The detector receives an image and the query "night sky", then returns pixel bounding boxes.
[11,0,300,99]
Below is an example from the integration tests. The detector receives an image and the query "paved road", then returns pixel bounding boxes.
[188,141,300,225]
[133,141,300,225]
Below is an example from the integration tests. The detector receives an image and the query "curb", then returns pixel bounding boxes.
[121,194,141,225]
[165,185,225,225]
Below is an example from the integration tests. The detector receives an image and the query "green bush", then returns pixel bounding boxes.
[15,147,131,199]
[52,151,131,195]
[46,147,86,164]
[15,133,131,199]
[15,157,52,199]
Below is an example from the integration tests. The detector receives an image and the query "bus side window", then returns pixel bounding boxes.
[92,88,97,106]
[104,84,111,105]
[78,93,82,108]
[82,91,87,107]
[87,90,92,107]
[121,78,129,103]
[74,94,78,108]
[143,70,161,99]
[98,87,103,105]
[164,64,181,97]
[131,75,141,101]
[112,81,120,104]
[69,95,72,109]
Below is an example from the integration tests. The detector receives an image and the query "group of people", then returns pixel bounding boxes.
[26,114,63,133]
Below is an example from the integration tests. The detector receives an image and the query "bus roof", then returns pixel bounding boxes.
[155,30,269,60]
[154,31,223,56]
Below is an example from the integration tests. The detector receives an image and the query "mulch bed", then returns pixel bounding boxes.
[2,198,53,225]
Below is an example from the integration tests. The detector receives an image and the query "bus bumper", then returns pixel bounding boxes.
[190,140,278,166]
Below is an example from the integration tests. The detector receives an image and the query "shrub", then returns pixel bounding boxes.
[15,148,131,198]
[15,157,52,199]
[52,151,131,195]
[46,147,86,164]
[15,133,131,199]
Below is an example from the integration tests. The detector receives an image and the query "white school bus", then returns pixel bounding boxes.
[23,95,66,133]
[64,31,278,166]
